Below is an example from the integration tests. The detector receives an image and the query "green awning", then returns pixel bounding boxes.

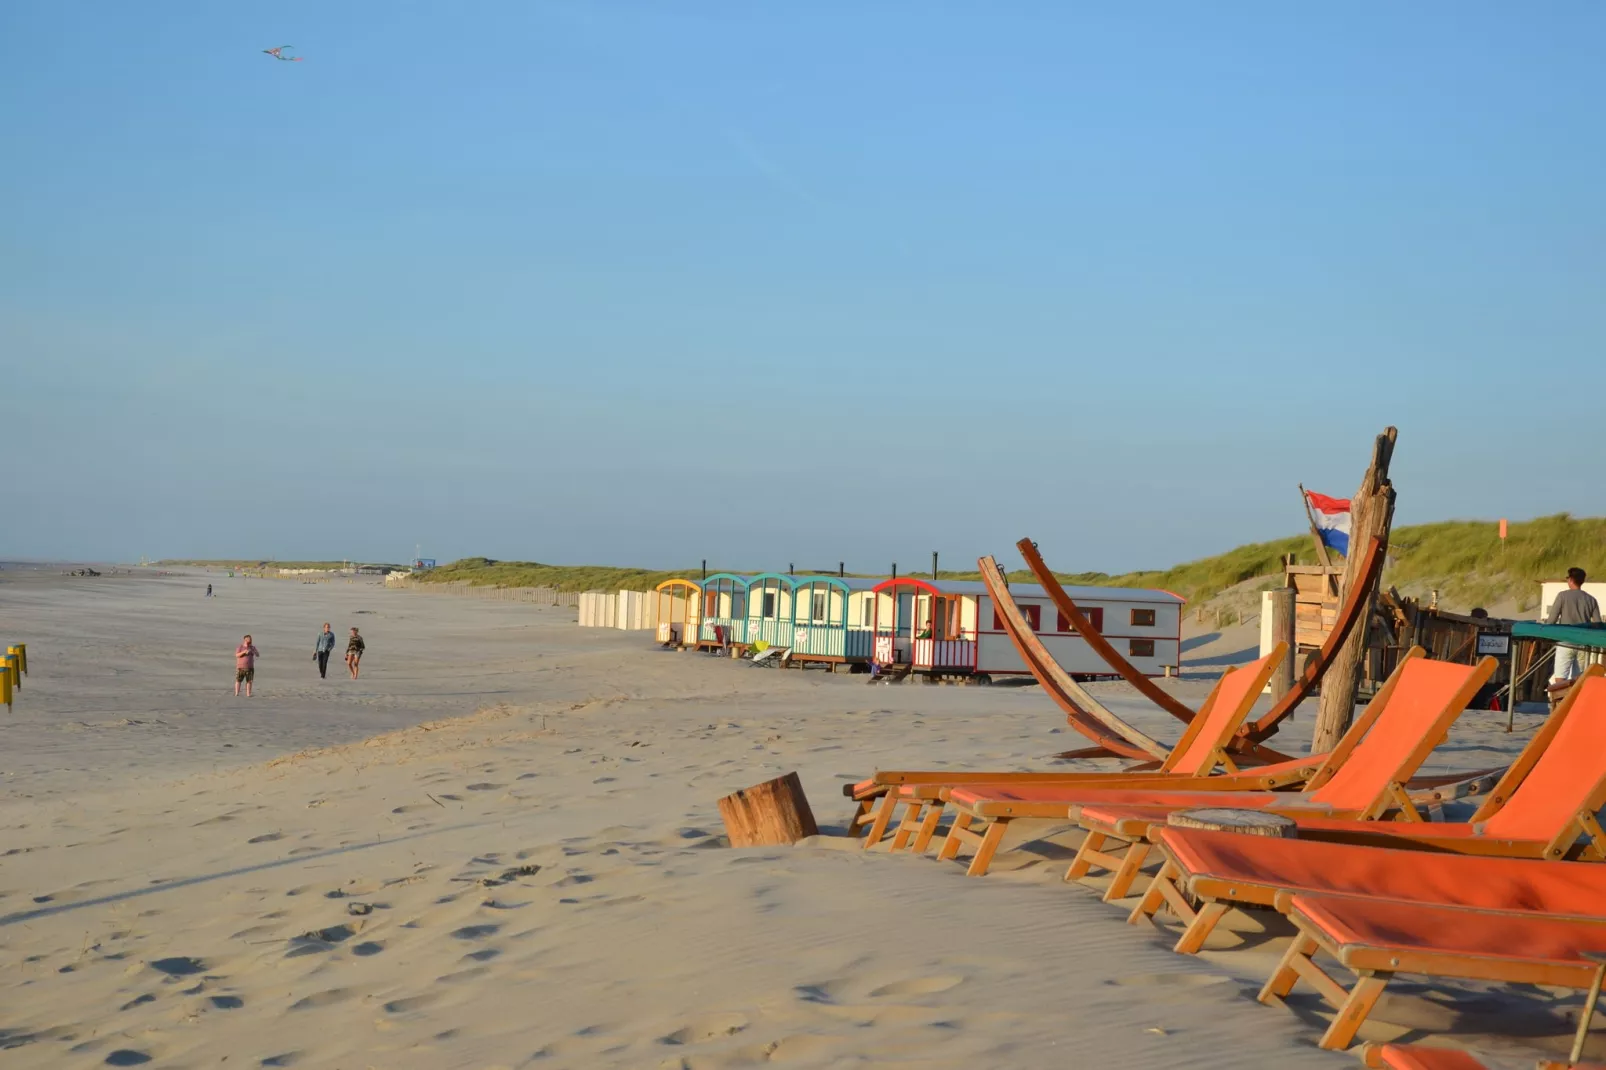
[1512,621,1606,650]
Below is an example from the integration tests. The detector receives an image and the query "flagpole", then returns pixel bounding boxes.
[1299,484,1340,597]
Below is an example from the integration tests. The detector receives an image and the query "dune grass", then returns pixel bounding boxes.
[184,515,1606,611]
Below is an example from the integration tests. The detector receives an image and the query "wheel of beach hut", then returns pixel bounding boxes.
[1167,808,1297,838]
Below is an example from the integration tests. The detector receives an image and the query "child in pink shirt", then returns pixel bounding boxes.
[234,635,260,697]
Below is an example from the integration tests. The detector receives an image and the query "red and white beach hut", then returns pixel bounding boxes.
[869,577,1183,680]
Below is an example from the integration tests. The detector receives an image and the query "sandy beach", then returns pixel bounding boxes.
[0,569,1581,1069]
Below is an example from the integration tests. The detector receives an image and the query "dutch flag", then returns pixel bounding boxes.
[1305,490,1352,556]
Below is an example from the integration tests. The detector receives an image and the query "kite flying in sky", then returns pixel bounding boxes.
[263,46,303,62]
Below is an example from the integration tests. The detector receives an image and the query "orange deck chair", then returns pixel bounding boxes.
[853,644,1290,852]
[1131,826,1606,956]
[1086,664,1606,900]
[1128,668,1606,945]
[1362,1044,1605,1070]
[930,650,1494,881]
[1057,652,1499,895]
[1262,893,1606,1050]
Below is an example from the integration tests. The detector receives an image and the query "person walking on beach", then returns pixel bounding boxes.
[345,627,366,680]
[234,634,260,697]
[206,583,213,597]
[1546,567,1602,685]
[313,622,336,679]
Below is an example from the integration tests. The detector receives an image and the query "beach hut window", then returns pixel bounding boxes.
[762,592,778,619]
[1129,639,1156,658]
[812,591,828,623]
[1055,607,1104,634]
[993,604,1041,631]
[1130,608,1157,627]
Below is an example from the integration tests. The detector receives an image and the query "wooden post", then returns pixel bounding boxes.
[1269,588,1296,702]
[1311,428,1398,755]
[1168,808,1297,837]
[717,772,819,847]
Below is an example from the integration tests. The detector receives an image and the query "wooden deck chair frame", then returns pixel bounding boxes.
[855,644,1289,853]
[1129,664,1606,949]
[1260,894,1606,1050]
[924,651,1287,876]
[1063,651,1498,899]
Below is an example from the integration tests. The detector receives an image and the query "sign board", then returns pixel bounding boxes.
[414,559,436,569]
[1476,634,1511,656]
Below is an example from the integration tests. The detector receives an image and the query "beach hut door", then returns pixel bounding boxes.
[895,591,914,662]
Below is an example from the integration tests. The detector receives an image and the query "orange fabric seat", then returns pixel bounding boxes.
[1289,892,1606,971]
[1265,893,1606,1050]
[1365,1045,1496,1070]
[947,785,1289,812]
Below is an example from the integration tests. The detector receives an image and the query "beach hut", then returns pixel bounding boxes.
[654,579,702,648]
[869,577,1183,679]
[735,574,880,666]
[786,575,880,665]
[743,573,797,652]
[697,573,750,648]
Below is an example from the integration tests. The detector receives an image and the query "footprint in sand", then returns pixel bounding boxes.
[208,995,244,1010]
[352,941,385,957]
[868,975,965,998]
[1107,972,1233,989]
[449,924,500,941]
[247,832,283,844]
[465,783,503,791]
[659,1012,749,1046]
[103,1050,153,1066]
[289,988,355,1011]
[383,992,443,1015]
[149,956,205,977]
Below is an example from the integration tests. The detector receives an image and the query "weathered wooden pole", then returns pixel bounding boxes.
[1268,588,1297,702]
[1310,428,1398,754]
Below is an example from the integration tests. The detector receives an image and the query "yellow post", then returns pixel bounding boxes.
[0,656,12,707]
[10,643,25,674]
[5,647,20,690]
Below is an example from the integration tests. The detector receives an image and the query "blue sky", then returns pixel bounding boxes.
[3,2,1602,574]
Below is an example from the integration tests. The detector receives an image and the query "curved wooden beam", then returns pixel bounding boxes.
[979,556,1167,761]
[1017,539,1198,725]
[1244,534,1386,742]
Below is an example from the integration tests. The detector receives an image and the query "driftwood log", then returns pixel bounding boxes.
[1168,808,1297,838]
[717,772,819,847]
[1312,427,1398,754]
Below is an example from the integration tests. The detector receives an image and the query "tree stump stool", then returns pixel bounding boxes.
[717,772,819,847]
[1168,808,1297,838]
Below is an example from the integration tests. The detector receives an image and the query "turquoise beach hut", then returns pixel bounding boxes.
[737,572,879,666]
[698,573,750,647]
